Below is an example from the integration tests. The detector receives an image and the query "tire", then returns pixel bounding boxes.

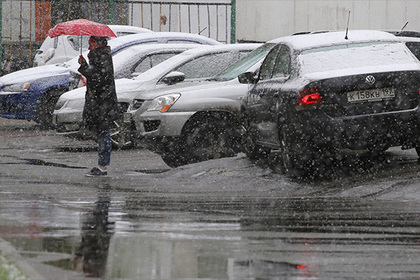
[240,116,270,160]
[278,124,328,177]
[416,147,420,157]
[279,125,299,173]
[160,140,190,168]
[35,88,66,129]
[183,117,237,164]
[278,124,318,175]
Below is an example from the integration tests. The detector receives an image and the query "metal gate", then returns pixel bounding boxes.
[0,0,235,73]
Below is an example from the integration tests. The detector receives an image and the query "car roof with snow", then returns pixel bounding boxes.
[270,30,400,51]
[111,43,202,69]
[108,25,153,35]
[64,32,222,69]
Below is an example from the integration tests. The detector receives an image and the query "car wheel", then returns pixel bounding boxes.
[416,146,420,157]
[240,116,270,160]
[279,124,326,177]
[161,152,187,168]
[35,88,65,129]
[110,118,133,149]
[184,118,237,163]
[160,140,190,168]
[279,125,298,173]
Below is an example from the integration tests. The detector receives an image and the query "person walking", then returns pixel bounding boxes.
[78,36,118,177]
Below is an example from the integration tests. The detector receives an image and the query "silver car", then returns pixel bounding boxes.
[127,42,277,167]
[53,43,261,148]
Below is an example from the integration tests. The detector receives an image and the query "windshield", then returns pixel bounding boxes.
[213,43,275,80]
[299,41,415,74]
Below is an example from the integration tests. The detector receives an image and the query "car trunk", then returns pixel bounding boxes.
[312,71,420,118]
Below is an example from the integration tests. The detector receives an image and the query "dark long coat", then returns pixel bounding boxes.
[78,46,118,134]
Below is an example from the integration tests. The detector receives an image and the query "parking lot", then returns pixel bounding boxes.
[0,118,420,279]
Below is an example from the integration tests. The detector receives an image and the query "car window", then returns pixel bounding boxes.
[272,46,291,78]
[259,45,281,80]
[172,51,249,79]
[405,42,420,61]
[214,43,275,80]
[134,53,182,73]
[67,35,89,51]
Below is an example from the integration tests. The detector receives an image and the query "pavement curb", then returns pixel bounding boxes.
[0,237,46,280]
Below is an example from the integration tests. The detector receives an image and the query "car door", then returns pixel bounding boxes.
[245,45,286,147]
[258,45,292,147]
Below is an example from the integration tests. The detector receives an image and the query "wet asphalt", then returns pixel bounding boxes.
[0,118,420,280]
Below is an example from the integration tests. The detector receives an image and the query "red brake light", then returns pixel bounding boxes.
[78,75,87,88]
[296,88,322,111]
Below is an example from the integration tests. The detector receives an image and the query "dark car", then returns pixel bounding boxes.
[240,30,420,174]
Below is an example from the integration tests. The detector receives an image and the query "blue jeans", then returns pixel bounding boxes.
[97,128,112,167]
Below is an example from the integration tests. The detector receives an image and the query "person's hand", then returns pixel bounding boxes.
[78,55,87,65]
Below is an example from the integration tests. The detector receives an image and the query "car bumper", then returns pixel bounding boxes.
[133,110,195,138]
[291,106,420,151]
[53,108,83,136]
[0,91,40,119]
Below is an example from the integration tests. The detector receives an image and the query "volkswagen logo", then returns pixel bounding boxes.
[365,75,375,85]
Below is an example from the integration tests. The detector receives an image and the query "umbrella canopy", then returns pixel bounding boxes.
[47,19,117,38]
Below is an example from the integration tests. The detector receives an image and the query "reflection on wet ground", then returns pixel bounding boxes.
[1,182,420,279]
[0,120,419,279]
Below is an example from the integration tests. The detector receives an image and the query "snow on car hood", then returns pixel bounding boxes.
[0,64,69,86]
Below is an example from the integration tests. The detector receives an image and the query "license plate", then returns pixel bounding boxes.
[347,88,395,103]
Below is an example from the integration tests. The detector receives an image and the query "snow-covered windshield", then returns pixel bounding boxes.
[299,41,416,75]
[213,43,275,80]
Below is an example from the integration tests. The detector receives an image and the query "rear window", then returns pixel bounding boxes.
[405,41,420,61]
[299,41,417,75]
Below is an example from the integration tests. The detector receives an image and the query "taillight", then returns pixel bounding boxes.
[78,75,87,88]
[296,88,322,111]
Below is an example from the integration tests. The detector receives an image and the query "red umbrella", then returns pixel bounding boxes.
[47,19,117,38]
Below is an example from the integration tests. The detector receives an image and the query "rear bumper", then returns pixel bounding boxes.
[291,106,420,151]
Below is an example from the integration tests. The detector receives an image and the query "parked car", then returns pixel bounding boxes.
[0,32,221,127]
[53,43,261,147]
[68,43,202,92]
[33,25,153,67]
[240,30,420,174]
[127,41,276,167]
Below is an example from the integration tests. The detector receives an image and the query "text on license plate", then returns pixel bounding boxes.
[347,88,395,103]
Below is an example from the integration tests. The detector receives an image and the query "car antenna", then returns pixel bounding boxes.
[199,27,207,35]
[398,21,409,35]
[344,11,351,40]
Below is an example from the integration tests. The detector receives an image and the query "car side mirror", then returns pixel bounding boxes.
[162,71,185,85]
[238,72,258,84]
[131,72,142,78]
